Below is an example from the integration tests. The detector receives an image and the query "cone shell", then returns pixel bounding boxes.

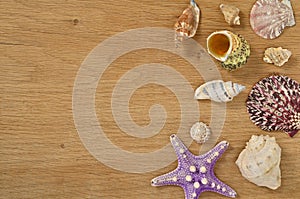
[250,0,295,39]
[236,135,281,190]
[263,47,292,67]
[174,0,200,42]
[246,75,300,137]
[190,122,211,144]
[220,4,240,26]
[194,80,246,103]
[207,30,250,71]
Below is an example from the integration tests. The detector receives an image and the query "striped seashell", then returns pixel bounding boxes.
[250,0,295,39]
[194,80,246,103]
[174,0,200,43]
[246,75,300,137]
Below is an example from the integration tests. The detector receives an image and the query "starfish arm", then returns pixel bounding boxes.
[170,134,194,161]
[151,169,182,187]
[201,141,229,166]
[203,173,237,198]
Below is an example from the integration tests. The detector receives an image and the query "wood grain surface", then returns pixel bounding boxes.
[1,0,300,198]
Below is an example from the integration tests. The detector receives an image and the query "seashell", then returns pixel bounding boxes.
[174,0,200,43]
[207,30,250,71]
[250,0,295,39]
[219,4,240,26]
[236,135,281,190]
[194,80,246,103]
[263,47,292,67]
[190,122,211,144]
[246,75,300,137]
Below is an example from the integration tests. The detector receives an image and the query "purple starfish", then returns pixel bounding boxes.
[151,134,237,199]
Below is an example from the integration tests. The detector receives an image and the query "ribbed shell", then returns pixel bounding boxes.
[246,75,300,137]
[195,80,245,103]
[250,0,295,39]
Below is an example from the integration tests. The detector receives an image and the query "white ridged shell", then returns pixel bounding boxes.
[263,47,292,66]
[236,135,281,190]
[190,122,211,144]
[194,80,245,102]
[250,0,295,39]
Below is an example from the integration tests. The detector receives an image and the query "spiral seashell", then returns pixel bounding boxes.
[194,80,246,103]
[220,4,240,26]
[207,30,250,71]
[263,47,292,67]
[190,122,211,144]
[174,0,200,43]
[236,135,281,190]
[250,0,295,39]
[246,75,300,137]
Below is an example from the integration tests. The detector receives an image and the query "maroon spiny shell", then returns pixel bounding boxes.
[246,75,300,137]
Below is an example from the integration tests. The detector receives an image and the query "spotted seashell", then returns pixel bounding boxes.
[194,80,246,103]
[250,0,295,39]
[236,135,281,190]
[246,75,300,137]
[190,122,211,144]
[174,0,200,43]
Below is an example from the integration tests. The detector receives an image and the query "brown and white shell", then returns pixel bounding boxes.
[174,0,200,43]
[236,135,281,190]
[190,122,211,144]
[263,47,292,66]
[219,4,240,26]
[250,0,295,39]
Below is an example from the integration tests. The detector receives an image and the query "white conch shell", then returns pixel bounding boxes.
[236,135,281,190]
[263,47,292,67]
[220,4,240,26]
[190,122,211,144]
[194,80,245,103]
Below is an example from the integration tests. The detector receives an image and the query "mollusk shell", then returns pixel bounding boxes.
[207,30,250,71]
[220,4,240,26]
[190,122,211,144]
[263,47,292,67]
[246,75,300,137]
[236,135,281,190]
[194,80,246,103]
[250,0,295,39]
[174,0,200,42]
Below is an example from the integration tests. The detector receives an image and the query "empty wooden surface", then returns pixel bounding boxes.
[1,0,300,198]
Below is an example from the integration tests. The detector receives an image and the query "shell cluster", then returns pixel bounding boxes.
[174,0,200,43]
[263,47,292,67]
[236,135,282,190]
[246,75,300,137]
[220,4,240,26]
[190,122,211,144]
[250,0,295,39]
[207,30,250,71]
[195,80,245,103]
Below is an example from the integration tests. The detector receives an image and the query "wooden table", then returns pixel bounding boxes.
[1,0,299,198]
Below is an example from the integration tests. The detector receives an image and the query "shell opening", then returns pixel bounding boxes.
[207,32,233,62]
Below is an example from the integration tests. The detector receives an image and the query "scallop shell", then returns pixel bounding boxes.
[194,80,246,103]
[220,4,240,26]
[263,47,292,67]
[250,0,295,39]
[190,122,211,144]
[174,0,200,43]
[236,135,281,190]
[246,75,300,137]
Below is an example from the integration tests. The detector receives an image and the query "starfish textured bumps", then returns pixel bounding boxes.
[151,134,237,199]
